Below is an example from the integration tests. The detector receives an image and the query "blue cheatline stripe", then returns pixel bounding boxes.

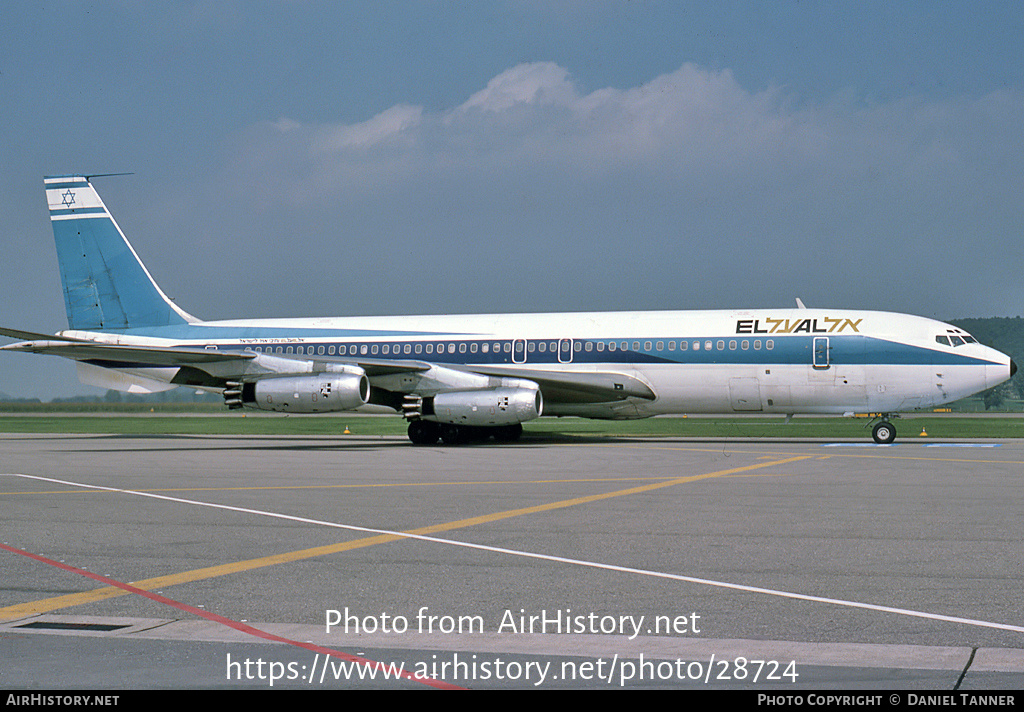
[86,328,998,369]
[44,180,90,189]
[106,325,470,339]
[49,208,108,217]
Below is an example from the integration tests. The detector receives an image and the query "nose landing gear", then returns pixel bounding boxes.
[870,417,897,444]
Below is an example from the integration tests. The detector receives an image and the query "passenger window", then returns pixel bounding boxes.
[538,342,546,353]
[717,340,725,350]
[766,340,774,350]
[729,340,737,350]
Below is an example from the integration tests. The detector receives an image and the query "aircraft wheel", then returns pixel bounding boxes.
[493,423,523,442]
[408,419,440,445]
[872,421,896,445]
[439,423,465,445]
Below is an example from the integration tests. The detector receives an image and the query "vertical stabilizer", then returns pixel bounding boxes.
[44,175,198,331]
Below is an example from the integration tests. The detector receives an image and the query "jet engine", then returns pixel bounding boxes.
[237,372,370,413]
[431,386,543,427]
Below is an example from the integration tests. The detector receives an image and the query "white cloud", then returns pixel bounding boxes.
[456,62,577,114]
[315,104,423,152]
[218,61,1024,317]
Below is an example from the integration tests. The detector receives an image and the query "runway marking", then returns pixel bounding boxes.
[922,443,1002,448]
[0,542,461,690]
[0,459,805,618]
[5,460,1024,637]
[581,442,1024,466]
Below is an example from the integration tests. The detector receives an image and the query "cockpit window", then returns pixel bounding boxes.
[937,330,978,347]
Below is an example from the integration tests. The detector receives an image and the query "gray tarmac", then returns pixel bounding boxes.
[1,432,1023,690]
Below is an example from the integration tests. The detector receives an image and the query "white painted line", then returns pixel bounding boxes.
[7,472,1024,637]
[823,443,896,447]
[923,443,1001,448]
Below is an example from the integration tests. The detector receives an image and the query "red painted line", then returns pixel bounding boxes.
[1,543,464,690]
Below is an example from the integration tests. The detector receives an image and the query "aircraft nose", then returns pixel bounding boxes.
[1012,359,1018,378]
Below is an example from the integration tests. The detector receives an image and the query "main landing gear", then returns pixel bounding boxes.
[407,420,523,445]
[870,417,898,445]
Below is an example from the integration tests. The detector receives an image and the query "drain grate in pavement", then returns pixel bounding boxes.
[15,621,130,632]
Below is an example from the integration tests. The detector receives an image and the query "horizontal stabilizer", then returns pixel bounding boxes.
[0,327,90,343]
[0,340,256,365]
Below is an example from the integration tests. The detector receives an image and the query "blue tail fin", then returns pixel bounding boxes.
[44,175,198,331]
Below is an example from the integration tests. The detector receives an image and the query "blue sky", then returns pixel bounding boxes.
[1,1,1023,398]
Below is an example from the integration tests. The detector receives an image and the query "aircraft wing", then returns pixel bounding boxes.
[0,336,431,376]
[458,365,656,403]
[0,333,651,405]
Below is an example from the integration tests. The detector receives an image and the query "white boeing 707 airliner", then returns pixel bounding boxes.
[0,176,1015,445]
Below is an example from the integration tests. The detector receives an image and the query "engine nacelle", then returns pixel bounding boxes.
[431,386,543,426]
[244,373,369,413]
